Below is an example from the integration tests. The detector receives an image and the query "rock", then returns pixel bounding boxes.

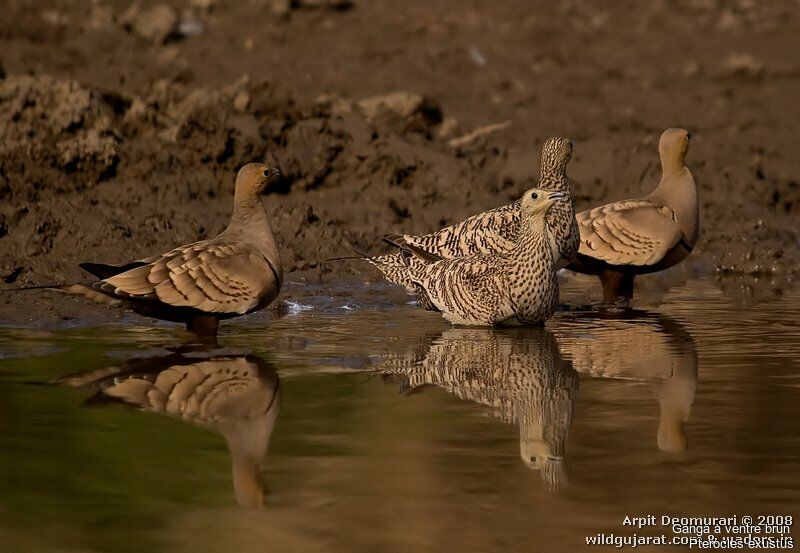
[268,0,292,17]
[177,17,206,37]
[190,0,218,10]
[716,9,742,31]
[128,4,179,44]
[232,90,250,113]
[468,46,487,68]
[436,117,460,140]
[723,53,765,77]
[357,91,443,130]
[682,61,701,77]
[124,97,148,124]
[56,129,118,175]
[315,94,355,116]
[86,2,115,31]
[359,91,423,120]
[40,9,70,27]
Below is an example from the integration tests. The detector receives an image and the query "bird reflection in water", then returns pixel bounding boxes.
[378,328,579,490]
[55,352,279,508]
[556,311,698,455]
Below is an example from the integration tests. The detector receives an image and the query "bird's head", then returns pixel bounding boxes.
[520,439,567,491]
[659,128,691,166]
[236,162,281,197]
[521,187,564,216]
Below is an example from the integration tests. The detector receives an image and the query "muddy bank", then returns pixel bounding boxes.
[1,0,799,325]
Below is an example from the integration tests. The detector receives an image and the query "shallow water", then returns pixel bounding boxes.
[1,276,799,552]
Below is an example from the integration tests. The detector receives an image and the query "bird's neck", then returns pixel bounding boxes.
[651,164,699,246]
[659,152,685,176]
[513,211,552,258]
[657,406,688,454]
[517,398,545,441]
[229,194,283,269]
[539,171,571,192]
[231,454,265,508]
[232,189,264,219]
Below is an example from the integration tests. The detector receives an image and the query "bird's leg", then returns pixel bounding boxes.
[600,270,634,307]
[186,316,220,339]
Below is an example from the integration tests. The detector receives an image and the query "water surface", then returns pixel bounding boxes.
[1,276,798,552]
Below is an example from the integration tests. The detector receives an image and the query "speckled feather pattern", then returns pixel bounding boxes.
[395,138,579,265]
[377,329,578,487]
[372,190,561,326]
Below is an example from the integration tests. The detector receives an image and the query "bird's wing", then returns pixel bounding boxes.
[101,241,278,315]
[414,256,512,321]
[400,201,521,258]
[576,199,684,266]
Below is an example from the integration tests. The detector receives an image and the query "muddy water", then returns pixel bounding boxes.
[0,276,798,552]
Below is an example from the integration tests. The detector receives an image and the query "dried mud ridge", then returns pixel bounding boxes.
[0,70,797,322]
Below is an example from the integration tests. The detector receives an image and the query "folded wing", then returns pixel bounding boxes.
[399,201,521,258]
[412,257,511,323]
[577,199,683,266]
[100,241,278,315]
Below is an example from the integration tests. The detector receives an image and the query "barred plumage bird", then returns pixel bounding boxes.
[382,137,579,268]
[566,129,699,303]
[19,163,283,337]
[377,328,578,490]
[56,352,280,508]
[371,187,564,326]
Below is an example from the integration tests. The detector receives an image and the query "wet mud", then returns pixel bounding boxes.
[1,0,798,324]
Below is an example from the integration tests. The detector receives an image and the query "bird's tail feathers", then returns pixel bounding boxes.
[6,282,117,304]
[323,248,379,264]
[383,234,408,249]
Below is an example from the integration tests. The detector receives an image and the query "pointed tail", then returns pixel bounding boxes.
[322,248,376,264]
[0,283,117,305]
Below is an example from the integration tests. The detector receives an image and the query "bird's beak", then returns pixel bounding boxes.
[548,191,565,202]
[271,168,281,177]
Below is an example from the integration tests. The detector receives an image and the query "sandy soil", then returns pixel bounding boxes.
[1,0,798,325]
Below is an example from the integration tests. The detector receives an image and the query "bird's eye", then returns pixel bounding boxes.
[531,192,538,200]
[262,169,270,178]
[568,140,574,149]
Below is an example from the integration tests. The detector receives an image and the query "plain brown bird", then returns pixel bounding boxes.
[42,163,283,337]
[555,311,697,455]
[55,352,281,508]
[566,129,699,304]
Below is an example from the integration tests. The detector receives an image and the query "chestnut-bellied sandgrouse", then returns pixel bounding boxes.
[566,129,699,304]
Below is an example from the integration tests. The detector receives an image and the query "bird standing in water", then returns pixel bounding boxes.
[19,163,283,338]
[567,129,698,304]
[371,187,564,326]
